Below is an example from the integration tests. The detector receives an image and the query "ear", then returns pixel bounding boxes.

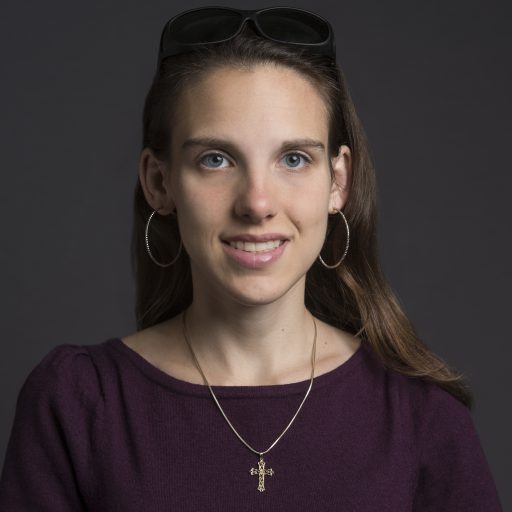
[329,144,352,213]
[138,148,176,214]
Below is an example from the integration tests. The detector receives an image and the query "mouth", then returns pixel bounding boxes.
[221,239,286,253]
[221,239,289,269]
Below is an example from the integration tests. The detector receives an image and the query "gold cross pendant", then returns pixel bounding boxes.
[250,454,274,492]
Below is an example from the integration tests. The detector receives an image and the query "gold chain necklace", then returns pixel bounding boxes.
[181,309,317,492]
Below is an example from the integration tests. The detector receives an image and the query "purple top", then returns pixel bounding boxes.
[0,337,503,511]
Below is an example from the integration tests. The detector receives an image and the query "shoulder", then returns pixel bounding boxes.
[412,379,476,452]
[357,351,474,449]
[383,367,482,472]
[386,365,471,428]
[19,342,104,411]
[391,366,460,401]
[330,342,502,506]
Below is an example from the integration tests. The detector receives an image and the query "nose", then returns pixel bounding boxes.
[233,171,277,223]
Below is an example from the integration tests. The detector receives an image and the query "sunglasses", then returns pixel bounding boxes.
[157,6,336,65]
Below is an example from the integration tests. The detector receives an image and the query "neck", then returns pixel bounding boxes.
[182,284,316,386]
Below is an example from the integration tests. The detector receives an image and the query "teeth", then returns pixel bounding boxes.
[228,240,283,252]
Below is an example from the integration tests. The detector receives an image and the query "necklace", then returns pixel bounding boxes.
[181,309,317,492]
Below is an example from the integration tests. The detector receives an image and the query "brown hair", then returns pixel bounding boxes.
[131,25,473,408]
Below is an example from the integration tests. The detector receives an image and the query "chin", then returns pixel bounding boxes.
[231,291,284,308]
[223,274,305,308]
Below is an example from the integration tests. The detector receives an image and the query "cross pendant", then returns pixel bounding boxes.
[250,454,274,492]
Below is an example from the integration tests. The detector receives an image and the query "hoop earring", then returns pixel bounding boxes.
[318,208,350,269]
[145,208,183,268]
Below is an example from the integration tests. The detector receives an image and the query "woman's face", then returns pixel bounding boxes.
[157,64,350,306]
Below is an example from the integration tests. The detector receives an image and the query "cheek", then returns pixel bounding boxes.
[291,194,329,243]
[175,186,228,247]
[177,203,212,237]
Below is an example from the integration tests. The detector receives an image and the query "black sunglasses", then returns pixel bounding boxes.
[157,6,336,66]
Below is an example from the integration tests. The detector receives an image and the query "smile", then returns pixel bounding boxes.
[221,240,289,269]
[227,240,285,252]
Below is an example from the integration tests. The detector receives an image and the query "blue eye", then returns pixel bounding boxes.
[282,152,312,169]
[199,152,229,169]
[198,151,312,170]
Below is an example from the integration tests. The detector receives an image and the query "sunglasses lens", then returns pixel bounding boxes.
[168,8,243,44]
[258,9,329,44]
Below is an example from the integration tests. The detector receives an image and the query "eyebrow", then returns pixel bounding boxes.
[181,137,326,153]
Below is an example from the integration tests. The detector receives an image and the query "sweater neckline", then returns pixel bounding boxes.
[106,336,369,398]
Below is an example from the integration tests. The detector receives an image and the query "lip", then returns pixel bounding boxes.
[222,233,289,243]
[222,239,289,269]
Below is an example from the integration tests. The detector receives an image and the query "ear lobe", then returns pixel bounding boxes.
[329,144,352,212]
[138,148,176,214]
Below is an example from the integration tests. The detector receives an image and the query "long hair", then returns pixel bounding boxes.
[131,25,473,408]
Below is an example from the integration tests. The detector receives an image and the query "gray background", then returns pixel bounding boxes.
[1,0,510,507]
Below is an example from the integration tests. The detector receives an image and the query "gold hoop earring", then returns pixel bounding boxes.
[317,209,350,269]
[145,208,183,268]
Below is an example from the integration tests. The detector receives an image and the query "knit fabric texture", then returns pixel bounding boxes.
[0,337,504,511]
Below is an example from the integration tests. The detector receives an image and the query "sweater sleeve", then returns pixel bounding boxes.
[0,343,104,511]
[412,384,503,511]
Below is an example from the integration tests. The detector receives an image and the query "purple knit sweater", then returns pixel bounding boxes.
[0,337,503,511]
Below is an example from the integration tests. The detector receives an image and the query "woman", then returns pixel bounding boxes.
[0,6,503,511]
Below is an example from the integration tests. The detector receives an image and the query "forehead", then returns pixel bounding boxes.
[173,64,329,148]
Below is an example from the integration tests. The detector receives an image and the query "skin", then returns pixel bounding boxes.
[126,63,360,386]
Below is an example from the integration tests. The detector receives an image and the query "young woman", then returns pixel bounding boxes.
[0,6,503,511]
